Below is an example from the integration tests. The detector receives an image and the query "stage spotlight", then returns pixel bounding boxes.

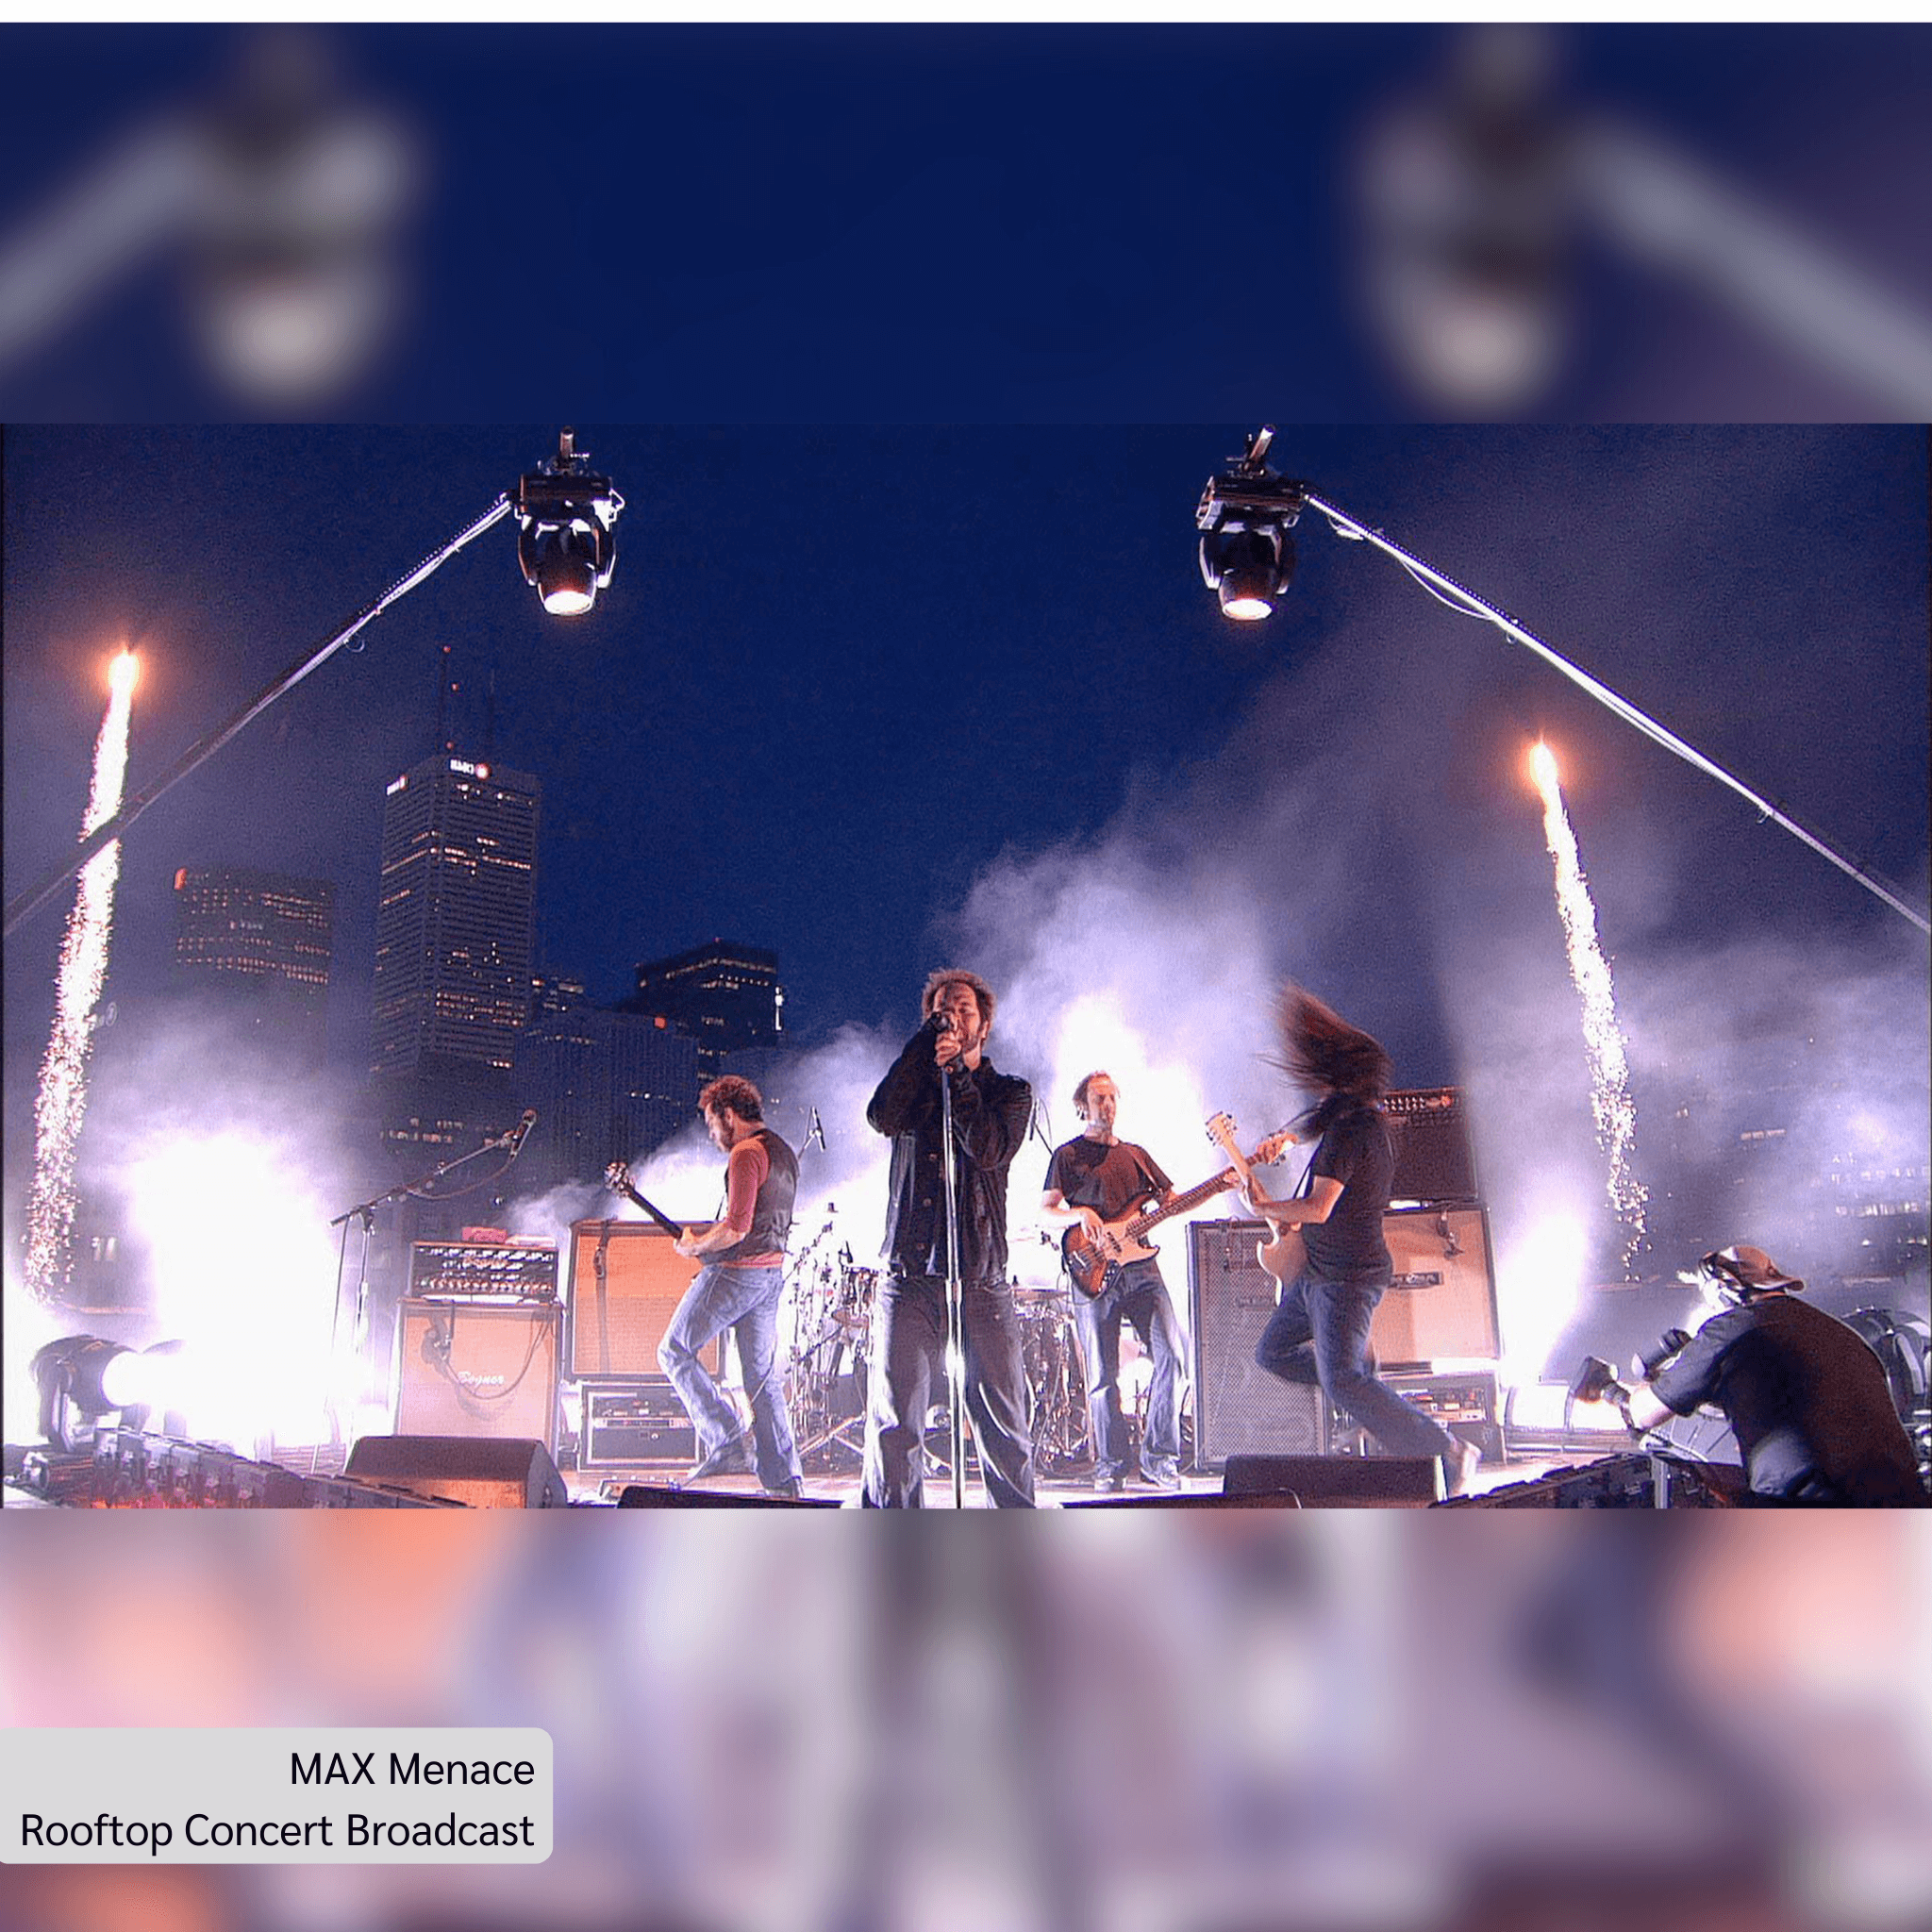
[515,426,624,616]
[1195,425,1305,624]
[30,1336,192,1449]
[1200,525,1296,620]
[30,1335,130,1451]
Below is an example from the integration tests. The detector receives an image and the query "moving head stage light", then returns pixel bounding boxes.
[515,428,624,616]
[1196,426,1305,621]
[30,1335,188,1452]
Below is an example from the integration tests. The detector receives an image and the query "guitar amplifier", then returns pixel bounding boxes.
[579,1385,700,1470]
[1384,1087,1479,1206]
[567,1221,719,1381]
[1375,1206,1499,1369]
[409,1239,559,1301]
[393,1298,560,1443]
[1189,1221,1329,1469]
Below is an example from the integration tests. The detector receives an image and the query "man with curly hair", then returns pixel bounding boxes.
[862,968,1036,1507]
[663,1074,806,1499]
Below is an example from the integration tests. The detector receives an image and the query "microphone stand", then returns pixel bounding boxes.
[939,1055,967,1508]
[324,1125,524,1443]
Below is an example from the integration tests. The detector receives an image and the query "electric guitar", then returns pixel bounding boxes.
[602,1160,686,1240]
[1061,1114,1292,1300]
[1206,1112,1306,1286]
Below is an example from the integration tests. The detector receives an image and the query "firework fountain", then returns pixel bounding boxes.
[24,648,140,1304]
[1527,740,1649,1272]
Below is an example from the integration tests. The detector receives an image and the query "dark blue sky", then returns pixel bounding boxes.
[6,424,1925,1062]
[3,25,1930,422]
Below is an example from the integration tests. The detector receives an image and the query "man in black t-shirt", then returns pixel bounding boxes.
[1243,986,1476,1494]
[1587,1244,1925,1507]
[1041,1071,1188,1491]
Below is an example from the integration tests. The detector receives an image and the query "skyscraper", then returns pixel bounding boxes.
[629,940,784,1086]
[172,864,335,1066]
[373,755,540,1079]
[515,1004,700,1189]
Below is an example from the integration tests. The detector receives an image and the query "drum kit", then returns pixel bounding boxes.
[783,1214,874,1472]
[781,1215,1094,1475]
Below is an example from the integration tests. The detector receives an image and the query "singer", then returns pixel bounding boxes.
[661,1075,806,1498]
[861,968,1036,1507]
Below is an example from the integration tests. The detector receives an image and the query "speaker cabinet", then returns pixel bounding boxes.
[1189,1221,1329,1471]
[1385,1087,1478,1205]
[1374,1207,1499,1370]
[345,1434,569,1509]
[393,1298,560,1443]
[1223,1454,1441,1507]
[568,1221,718,1380]
[616,1483,841,1508]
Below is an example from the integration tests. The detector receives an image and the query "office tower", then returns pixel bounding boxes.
[373,755,540,1079]
[515,1005,701,1188]
[630,940,784,1086]
[172,864,335,1066]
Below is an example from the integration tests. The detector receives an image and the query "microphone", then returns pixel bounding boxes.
[924,1008,954,1038]
[506,1108,538,1156]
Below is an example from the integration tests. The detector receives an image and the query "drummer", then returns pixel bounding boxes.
[1040,1072,1187,1493]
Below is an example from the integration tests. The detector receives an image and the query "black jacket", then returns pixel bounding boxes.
[1652,1294,1925,1506]
[868,1025,1032,1283]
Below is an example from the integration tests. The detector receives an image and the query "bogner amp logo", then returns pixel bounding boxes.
[1391,1270,1446,1291]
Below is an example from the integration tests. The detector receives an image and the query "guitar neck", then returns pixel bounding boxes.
[1207,1129,1261,1201]
[1121,1167,1236,1241]
[614,1181,681,1239]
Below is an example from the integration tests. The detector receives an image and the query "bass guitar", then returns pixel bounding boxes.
[1206,1112,1307,1286]
[1061,1113,1291,1299]
[602,1160,686,1240]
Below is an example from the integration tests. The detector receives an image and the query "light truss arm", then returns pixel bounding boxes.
[1303,487,1930,938]
[5,492,514,940]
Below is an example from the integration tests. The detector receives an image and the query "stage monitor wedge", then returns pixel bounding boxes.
[345,1434,569,1508]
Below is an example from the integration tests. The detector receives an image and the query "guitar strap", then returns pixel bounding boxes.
[1291,1135,1324,1201]
[1129,1147,1166,1206]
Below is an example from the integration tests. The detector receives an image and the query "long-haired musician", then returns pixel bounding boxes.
[1244,985,1479,1496]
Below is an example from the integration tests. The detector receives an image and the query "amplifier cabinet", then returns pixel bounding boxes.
[393,1298,560,1444]
[1384,1087,1479,1205]
[568,1221,718,1381]
[1189,1221,1329,1470]
[579,1385,699,1470]
[1349,1371,1503,1467]
[1375,1206,1499,1370]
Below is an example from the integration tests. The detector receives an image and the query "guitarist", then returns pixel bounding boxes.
[1243,987,1479,1497]
[1041,1072,1187,1492]
[659,1075,806,1499]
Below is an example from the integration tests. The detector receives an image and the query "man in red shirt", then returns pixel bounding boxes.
[662,1075,805,1498]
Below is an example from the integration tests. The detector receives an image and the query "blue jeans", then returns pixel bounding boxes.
[1074,1257,1184,1478]
[658,1262,801,1489]
[1255,1268,1459,1462]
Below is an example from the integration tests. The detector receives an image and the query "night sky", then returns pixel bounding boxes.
[5,424,1927,1330]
